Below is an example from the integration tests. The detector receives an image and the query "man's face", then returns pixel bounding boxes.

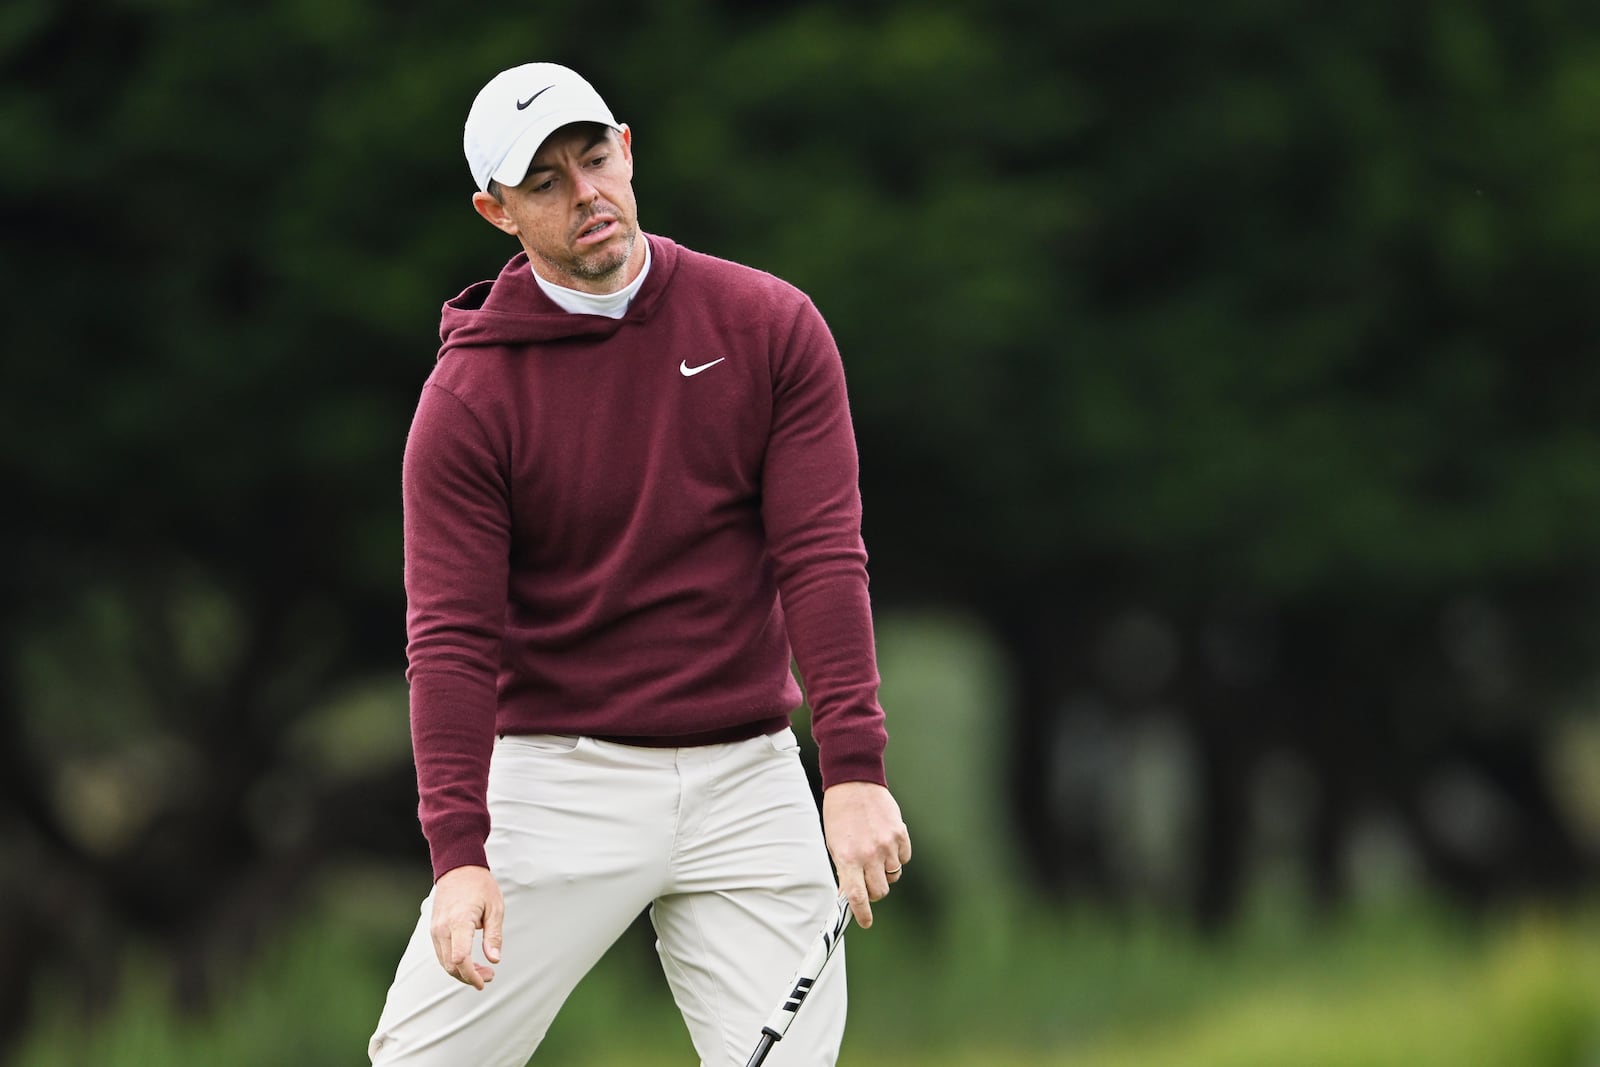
[485,123,642,293]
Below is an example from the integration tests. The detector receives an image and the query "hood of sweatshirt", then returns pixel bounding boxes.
[437,234,681,359]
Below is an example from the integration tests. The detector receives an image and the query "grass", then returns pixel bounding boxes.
[13,865,1600,1066]
[1063,910,1600,1067]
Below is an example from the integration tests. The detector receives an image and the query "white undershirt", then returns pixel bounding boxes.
[531,236,652,319]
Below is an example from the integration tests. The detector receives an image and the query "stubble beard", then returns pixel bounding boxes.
[543,196,640,290]
[568,224,637,284]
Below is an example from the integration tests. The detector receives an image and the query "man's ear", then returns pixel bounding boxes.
[471,191,518,235]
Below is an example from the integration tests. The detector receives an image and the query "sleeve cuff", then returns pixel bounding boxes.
[426,816,490,882]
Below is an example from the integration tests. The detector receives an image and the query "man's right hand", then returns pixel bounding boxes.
[428,864,504,990]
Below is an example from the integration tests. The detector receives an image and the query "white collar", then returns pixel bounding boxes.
[532,236,652,320]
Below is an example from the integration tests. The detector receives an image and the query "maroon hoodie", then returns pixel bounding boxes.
[403,235,888,879]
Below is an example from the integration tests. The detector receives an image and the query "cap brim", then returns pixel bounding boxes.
[489,108,622,189]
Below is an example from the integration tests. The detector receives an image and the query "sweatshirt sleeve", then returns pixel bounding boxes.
[402,381,510,880]
[761,298,889,789]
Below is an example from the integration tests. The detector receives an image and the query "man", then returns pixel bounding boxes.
[368,62,911,1066]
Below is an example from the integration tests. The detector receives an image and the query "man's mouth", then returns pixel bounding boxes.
[576,217,617,245]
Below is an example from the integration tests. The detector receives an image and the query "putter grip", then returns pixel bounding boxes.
[760,896,854,1040]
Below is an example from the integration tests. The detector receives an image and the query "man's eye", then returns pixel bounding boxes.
[536,179,556,193]
[588,154,608,168]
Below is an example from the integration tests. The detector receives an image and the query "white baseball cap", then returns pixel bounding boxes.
[463,63,621,193]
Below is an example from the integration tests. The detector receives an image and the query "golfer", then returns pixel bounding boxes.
[368,62,911,1066]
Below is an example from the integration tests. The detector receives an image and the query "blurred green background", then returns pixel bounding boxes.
[6,0,1600,1063]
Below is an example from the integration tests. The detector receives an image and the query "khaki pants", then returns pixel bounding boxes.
[368,727,845,1066]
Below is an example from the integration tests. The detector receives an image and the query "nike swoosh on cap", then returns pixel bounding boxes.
[516,86,555,110]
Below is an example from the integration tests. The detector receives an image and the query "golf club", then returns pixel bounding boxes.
[742,895,854,1067]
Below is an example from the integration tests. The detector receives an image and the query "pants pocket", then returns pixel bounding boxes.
[763,726,801,755]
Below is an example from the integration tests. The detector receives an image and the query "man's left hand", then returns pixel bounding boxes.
[822,781,912,929]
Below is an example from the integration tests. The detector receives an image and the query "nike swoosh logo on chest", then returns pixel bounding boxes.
[679,358,726,377]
